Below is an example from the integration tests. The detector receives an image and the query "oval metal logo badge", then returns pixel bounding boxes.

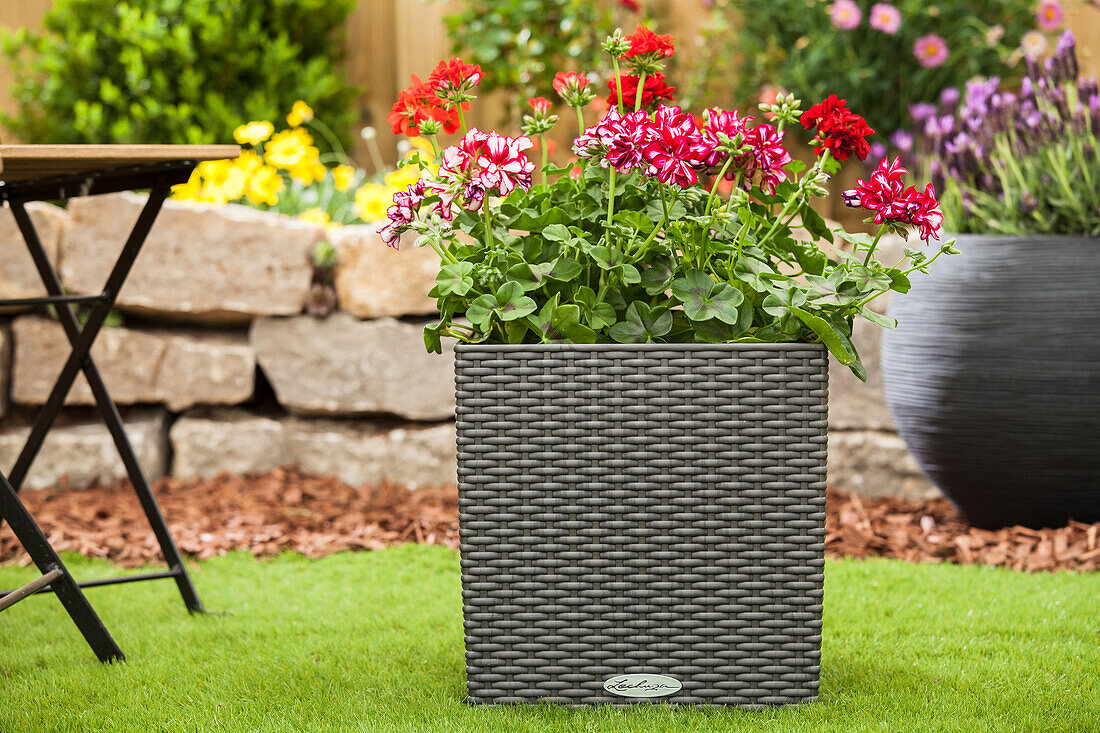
[603,674,682,698]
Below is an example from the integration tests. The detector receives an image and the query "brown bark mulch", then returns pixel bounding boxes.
[1,467,1096,572]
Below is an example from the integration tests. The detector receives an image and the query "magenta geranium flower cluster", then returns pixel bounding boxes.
[572,104,790,192]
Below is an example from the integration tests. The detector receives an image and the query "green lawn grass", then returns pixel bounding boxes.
[0,547,1097,732]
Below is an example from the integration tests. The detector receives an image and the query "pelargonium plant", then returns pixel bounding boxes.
[381,26,956,380]
[915,30,1100,236]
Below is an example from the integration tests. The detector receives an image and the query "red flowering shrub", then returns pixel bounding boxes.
[387,77,460,137]
[621,25,675,59]
[800,94,876,161]
[608,73,676,108]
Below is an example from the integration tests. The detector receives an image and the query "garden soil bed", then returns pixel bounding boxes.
[1,467,1097,572]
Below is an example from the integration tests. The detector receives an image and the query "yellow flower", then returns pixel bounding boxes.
[265,128,318,169]
[288,160,327,186]
[407,136,435,160]
[332,164,356,191]
[287,100,314,127]
[355,183,396,223]
[190,159,247,203]
[218,165,249,201]
[234,120,274,146]
[234,149,265,176]
[299,207,331,226]
[384,165,421,190]
[245,166,284,206]
[197,159,231,186]
[171,169,203,201]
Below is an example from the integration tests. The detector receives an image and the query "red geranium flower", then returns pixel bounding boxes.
[528,96,551,114]
[553,71,596,107]
[618,0,640,10]
[388,76,461,137]
[428,56,484,104]
[608,73,676,108]
[800,94,875,162]
[622,25,675,59]
[800,94,848,130]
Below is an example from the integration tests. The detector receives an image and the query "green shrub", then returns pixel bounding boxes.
[2,0,360,149]
[442,0,626,122]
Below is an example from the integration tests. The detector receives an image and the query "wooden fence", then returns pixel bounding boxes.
[2,0,1100,170]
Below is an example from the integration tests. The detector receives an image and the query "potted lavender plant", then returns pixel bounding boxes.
[383,26,950,706]
[882,31,1100,530]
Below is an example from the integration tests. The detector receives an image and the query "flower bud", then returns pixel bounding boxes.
[602,29,630,58]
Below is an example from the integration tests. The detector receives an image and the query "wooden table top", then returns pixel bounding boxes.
[0,144,240,183]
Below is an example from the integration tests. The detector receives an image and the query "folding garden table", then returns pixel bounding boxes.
[0,144,238,662]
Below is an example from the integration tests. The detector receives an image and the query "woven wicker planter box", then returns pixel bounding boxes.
[455,343,829,707]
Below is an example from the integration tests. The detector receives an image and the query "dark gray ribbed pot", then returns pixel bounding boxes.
[455,343,828,707]
[882,234,1100,529]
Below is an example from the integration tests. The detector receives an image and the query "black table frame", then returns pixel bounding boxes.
[0,161,206,662]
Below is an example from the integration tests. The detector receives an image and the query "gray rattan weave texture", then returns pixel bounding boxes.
[455,343,829,707]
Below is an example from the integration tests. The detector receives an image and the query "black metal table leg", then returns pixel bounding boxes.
[0,472,124,662]
[3,189,205,614]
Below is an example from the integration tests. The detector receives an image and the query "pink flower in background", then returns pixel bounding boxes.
[1037,0,1064,31]
[1020,30,1049,59]
[914,34,950,68]
[869,3,902,34]
[830,0,862,30]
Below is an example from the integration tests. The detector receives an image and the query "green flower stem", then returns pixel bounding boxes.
[633,210,668,258]
[612,58,625,114]
[482,204,494,251]
[364,133,387,176]
[575,107,586,137]
[426,134,440,159]
[727,219,752,272]
[457,106,468,136]
[704,158,735,216]
[1046,146,1089,228]
[306,118,348,161]
[634,72,647,113]
[539,134,548,186]
[606,167,618,226]
[596,272,609,303]
[426,238,458,266]
[757,150,830,252]
[629,185,671,263]
[862,225,887,266]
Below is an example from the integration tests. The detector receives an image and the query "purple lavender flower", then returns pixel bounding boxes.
[940,87,960,109]
[890,129,913,152]
[1050,30,1079,84]
[909,102,937,123]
